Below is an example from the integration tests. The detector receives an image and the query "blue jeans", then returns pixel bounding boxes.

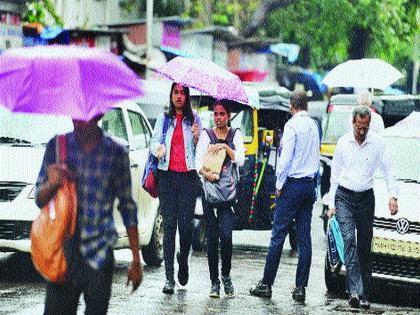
[204,202,234,284]
[262,177,316,288]
[158,170,197,280]
[335,186,375,298]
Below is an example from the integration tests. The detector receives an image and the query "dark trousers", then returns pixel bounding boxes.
[44,250,114,315]
[204,202,234,284]
[262,177,316,288]
[335,186,375,298]
[158,170,197,280]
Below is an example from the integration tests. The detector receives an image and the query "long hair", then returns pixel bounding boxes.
[168,83,194,124]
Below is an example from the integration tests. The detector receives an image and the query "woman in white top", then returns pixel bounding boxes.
[195,99,245,298]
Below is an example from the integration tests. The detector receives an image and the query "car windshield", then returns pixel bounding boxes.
[197,106,254,143]
[322,109,352,144]
[375,136,420,181]
[0,108,73,146]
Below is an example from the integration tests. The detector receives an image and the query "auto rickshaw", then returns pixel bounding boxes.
[190,83,298,250]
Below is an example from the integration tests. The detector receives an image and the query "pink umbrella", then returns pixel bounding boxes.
[0,45,143,121]
[155,56,248,104]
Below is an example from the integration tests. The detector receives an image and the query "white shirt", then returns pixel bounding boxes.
[348,111,385,135]
[276,111,320,190]
[195,128,245,173]
[329,131,398,209]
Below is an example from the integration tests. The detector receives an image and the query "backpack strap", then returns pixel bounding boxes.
[225,128,238,145]
[204,128,218,144]
[56,134,67,164]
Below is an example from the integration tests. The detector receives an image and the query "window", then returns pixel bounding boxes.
[128,111,150,149]
[101,109,128,142]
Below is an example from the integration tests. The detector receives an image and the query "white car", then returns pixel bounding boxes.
[325,112,420,292]
[0,101,163,266]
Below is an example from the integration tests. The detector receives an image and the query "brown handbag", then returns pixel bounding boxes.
[30,135,77,283]
[203,148,226,176]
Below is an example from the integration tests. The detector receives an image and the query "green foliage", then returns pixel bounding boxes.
[23,0,63,27]
[188,0,259,28]
[183,0,418,73]
[265,0,418,71]
[153,0,184,17]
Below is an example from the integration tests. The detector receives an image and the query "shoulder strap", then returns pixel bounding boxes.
[161,114,170,144]
[56,134,67,164]
[204,128,218,144]
[226,128,238,145]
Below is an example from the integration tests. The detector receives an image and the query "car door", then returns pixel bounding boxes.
[100,108,130,237]
[125,109,152,214]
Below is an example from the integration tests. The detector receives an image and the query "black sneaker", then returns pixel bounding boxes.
[162,279,175,294]
[222,275,235,297]
[292,287,306,302]
[348,294,360,308]
[177,252,189,286]
[209,281,220,298]
[360,298,371,309]
[249,280,272,298]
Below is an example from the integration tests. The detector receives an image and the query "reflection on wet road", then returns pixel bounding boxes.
[1,206,419,314]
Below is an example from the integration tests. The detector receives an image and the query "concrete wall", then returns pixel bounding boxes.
[181,33,213,60]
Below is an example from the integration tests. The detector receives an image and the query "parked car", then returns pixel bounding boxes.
[324,112,420,292]
[0,101,163,266]
[319,93,418,225]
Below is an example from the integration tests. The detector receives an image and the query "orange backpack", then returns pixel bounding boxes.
[30,135,77,283]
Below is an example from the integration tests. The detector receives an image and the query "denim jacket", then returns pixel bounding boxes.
[150,112,202,171]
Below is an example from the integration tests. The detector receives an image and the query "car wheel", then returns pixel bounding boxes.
[142,207,163,266]
[191,216,206,252]
[324,254,346,294]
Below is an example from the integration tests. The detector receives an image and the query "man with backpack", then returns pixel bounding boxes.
[250,90,320,302]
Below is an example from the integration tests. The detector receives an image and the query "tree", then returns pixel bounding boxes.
[265,0,418,74]
[241,0,298,37]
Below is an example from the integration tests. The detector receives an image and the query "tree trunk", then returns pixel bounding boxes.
[348,25,371,60]
[241,0,298,38]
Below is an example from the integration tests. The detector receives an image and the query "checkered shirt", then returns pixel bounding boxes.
[35,131,138,270]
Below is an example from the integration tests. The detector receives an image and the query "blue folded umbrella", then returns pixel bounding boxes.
[328,216,345,264]
[327,224,340,268]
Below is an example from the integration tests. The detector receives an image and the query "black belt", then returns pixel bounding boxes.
[338,185,373,196]
[287,176,314,183]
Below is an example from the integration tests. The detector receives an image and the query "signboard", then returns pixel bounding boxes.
[0,11,22,52]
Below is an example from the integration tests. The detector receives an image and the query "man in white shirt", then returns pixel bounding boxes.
[348,91,385,134]
[327,106,398,309]
[250,90,320,302]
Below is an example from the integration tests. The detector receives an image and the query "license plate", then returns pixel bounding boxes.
[371,237,420,259]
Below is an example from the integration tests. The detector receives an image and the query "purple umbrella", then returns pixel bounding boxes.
[0,45,143,121]
[155,56,248,104]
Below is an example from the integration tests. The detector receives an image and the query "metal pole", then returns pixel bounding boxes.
[146,0,154,62]
[412,33,419,94]
[413,8,420,94]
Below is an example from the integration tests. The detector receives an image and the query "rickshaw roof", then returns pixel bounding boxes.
[191,82,291,111]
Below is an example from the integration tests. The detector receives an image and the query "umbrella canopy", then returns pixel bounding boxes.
[322,58,403,90]
[0,45,143,121]
[154,56,248,104]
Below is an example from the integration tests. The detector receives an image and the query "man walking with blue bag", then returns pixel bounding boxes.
[327,106,398,309]
[250,90,320,302]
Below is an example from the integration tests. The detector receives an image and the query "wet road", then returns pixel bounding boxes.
[1,202,419,314]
